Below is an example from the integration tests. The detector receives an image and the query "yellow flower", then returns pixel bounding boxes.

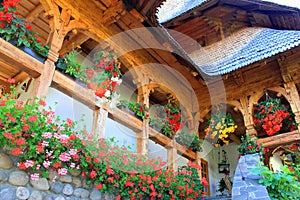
[215,122,221,130]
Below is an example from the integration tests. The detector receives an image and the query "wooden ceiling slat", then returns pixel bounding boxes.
[26,4,44,22]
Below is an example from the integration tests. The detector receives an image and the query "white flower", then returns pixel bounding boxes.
[104,90,111,98]
[111,77,119,82]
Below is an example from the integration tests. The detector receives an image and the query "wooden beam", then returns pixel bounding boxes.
[26,4,44,22]
[257,131,300,148]
[60,33,90,55]
[0,38,43,77]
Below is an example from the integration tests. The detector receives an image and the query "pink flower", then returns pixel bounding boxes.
[25,160,35,168]
[59,152,71,162]
[42,141,49,147]
[70,163,75,168]
[59,134,69,144]
[42,132,52,139]
[69,149,77,156]
[30,173,39,181]
[58,168,68,176]
[66,118,73,128]
[43,160,51,168]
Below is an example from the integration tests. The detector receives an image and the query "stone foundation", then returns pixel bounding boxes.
[0,151,114,200]
[232,154,270,200]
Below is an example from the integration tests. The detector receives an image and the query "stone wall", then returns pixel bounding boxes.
[0,151,114,200]
[232,154,270,200]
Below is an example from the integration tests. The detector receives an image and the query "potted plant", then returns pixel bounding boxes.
[55,49,82,80]
[205,111,237,147]
[0,0,49,62]
[82,50,122,101]
[175,130,202,152]
[149,103,185,139]
[237,132,267,158]
[253,96,297,136]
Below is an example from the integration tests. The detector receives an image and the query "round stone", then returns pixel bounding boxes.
[16,187,30,200]
[54,195,65,200]
[28,191,43,200]
[30,178,50,191]
[74,188,90,198]
[0,153,13,169]
[51,181,64,194]
[72,177,82,188]
[0,170,8,183]
[62,184,73,196]
[59,175,72,183]
[0,187,16,200]
[43,195,54,200]
[9,171,29,186]
[90,189,102,200]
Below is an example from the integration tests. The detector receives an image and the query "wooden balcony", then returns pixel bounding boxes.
[0,38,197,161]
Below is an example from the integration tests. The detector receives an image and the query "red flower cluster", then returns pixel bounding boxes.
[253,97,296,136]
[83,51,122,100]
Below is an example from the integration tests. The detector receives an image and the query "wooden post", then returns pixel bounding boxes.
[135,74,150,156]
[30,49,58,98]
[284,81,300,130]
[167,141,178,171]
[136,120,149,156]
[92,107,108,139]
[195,151,202,179]
[278,57,300,130]
[230,96,257,136]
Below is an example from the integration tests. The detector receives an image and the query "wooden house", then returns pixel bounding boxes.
[0,0,299,198]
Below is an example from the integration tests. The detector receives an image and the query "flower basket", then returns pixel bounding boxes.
[175,130,202,152]
[253,97,297,136]
[19,46,46,63]
[0,0,49,60]
[205,111,237,146]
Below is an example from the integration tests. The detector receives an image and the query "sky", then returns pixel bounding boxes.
[157,0,300,23]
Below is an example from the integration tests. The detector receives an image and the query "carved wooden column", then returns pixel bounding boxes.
[231,96,257,137]
[278,57,300,130]
[135,75,150,156]
[30,49,58,98]
[195,151,202,179]
[92,106,108,139]
[167,141,178,171]
[31,2,86,98]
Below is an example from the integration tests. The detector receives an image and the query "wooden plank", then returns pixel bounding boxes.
[51,70,96,108]
[110,108,143,132]
[257,131,300,148]
[0,38,43,77]
[26,4,44,22]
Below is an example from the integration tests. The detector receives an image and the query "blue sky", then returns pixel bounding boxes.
[157,0,300,23]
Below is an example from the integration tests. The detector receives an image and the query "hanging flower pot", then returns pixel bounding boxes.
[253,97,297,136]
[205,111,237,146]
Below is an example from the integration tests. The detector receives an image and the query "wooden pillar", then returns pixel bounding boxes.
[167,141,178,171]
[284,81,300,130]
[195,151,202,179]
[92,107,108,139]
[232,96,257,136]
[135,74,150,156]
[30,50,58,98]
[278,57,300,130]
[136,120,149,156]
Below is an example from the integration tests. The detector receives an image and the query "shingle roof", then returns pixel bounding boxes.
[189,27,300,76]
